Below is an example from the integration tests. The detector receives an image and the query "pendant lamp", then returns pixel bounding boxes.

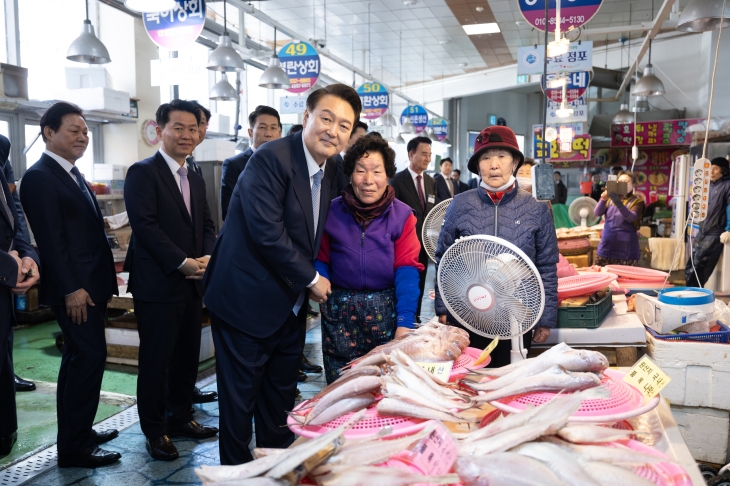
[259,27,290,89]
[400,116,416,134]
[207,0,244,72]
[631,64,665,96]
[612,103,634,124]
[632,95,650,112]
[378,111,397,127]
[396,133,406,144]
[678,0,730,32]
[124,0,176,13]
[210,73,238,101]
[67,0,111,64]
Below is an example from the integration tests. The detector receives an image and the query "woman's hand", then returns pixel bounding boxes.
[395,327,412,339]
[600,190,608,201]
[532,326,551,343]
[607,191,621,204]
[438,314,448,324]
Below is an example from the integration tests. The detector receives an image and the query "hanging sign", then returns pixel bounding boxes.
[428,117,449,142]
[278,41,321,94]
[279,96,307,115]
[541,71,590,103]
[357,83,390,120]
[143,0,206,50]
[517,41,593,75]
[610,119,703,147]
[546,97,588,123]
[401,105,429,134]
[519,0,603,32]
[533,123,582,159]
[549,134,591,161]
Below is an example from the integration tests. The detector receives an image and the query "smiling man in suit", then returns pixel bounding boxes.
[203,84,361,465]
[124,100,217,461]
[390,136,435,322]
[20,102,119,468]
[434,157,457,201]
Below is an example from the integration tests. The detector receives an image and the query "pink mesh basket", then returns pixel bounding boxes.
[489,369,661,422]
[558,273,617,299]
[610,440,692,486]
[606,265,669,280]
[450,347,491,380]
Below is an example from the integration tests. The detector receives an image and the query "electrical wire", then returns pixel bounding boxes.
[702,0,727,160]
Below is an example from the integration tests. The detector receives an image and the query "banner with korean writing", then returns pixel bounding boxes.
[429,117,448,142]
[550,134,591,161]
[278,42,320,94]
[542,71,590,103]
[610,119,703,147]
[279,96,307,114]
[401,105,428,134]
[357,83,389,120]
[546,97,588,123]
[517,41,593,75]
[519,0,603,32]
[143,0,206,50]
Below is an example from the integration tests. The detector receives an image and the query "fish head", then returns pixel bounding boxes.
[567,350,610,372]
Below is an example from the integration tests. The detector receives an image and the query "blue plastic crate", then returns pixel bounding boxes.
[645,321,730,343]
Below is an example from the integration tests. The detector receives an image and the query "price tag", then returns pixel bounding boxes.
[622,355,671,401]
[474,337,499,366]
[415,361,453,382]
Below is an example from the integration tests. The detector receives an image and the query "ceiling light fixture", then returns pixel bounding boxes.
[439,40,452,45]
[124,0,176,13]
[546,0,569,58]
[612,103,634,124]
[462,23,500,35]
[210,72,238,100]
[404,0,418,5]
[207,0,245,72]
[259,27,290,89]
[677,0,730,31]
[632,1,665,97]
[67,0,111,64]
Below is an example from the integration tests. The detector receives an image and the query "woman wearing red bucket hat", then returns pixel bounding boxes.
[434,126,559,367]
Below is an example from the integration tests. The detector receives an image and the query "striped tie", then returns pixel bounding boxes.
[312,169,323,233]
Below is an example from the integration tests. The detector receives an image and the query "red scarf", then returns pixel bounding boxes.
[483,183,515,204]
[341,184,395,230]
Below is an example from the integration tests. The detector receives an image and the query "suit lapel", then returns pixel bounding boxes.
[154,153,192,226]
[290,133,315,250]
[42,155,102,224]
[0,168,15,229]
[400,170,422,215]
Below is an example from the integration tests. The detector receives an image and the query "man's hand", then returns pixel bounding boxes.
[532,326,551,343]
[721,232,730,245]
[66,288,95,325]
[309,276,332,304]
[7,250,23,287]
[195,255,210,267]
[395,327,412,339]
[11,257,39,295]
[180,258,206,280]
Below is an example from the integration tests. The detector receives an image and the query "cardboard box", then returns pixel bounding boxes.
[207,113,230,134]
[94,164,125,181]
[105,324,214,366]
[61,87,130,114]
[65,66,112,89]
[193,138,236,162]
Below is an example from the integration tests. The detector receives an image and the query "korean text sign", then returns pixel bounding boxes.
[278,42,321,94]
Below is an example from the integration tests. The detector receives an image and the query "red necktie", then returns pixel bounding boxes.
[416,175,426,211]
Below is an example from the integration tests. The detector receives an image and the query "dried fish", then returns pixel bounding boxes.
[316,465,459,486]
[305,394,376,426]
[476,343,571,377]
[583,461,655,486]
[377,397,479,423]
[299,366,381,410]
[456,453,563,486]
[380,379,465,413]
[303,375,381,424]
[543,437,667,465]
[556,424,638,444]
[471,365,602,402]
[511,441,600,486]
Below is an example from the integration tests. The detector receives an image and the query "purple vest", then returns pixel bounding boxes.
[323,197,414,291]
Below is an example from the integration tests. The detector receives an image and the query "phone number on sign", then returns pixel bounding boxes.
[533,16,586,26]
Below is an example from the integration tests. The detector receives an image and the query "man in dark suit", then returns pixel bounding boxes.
[451,169,470,193]
[220,105,281,220]
[186,102,210,178]
[552,170,568,205]
[124,100,217,461]
[434,157,457,200]
[390,136,436,322]
[332,120,367,199]
[468,175,480,189]
[0,156,39,457]
[203,84,361,465]
[20,102,120,468]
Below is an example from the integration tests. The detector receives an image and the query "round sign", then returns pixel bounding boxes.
[428,117,448,142]
[142,120,160,146]
[278,42,321,94]
[357,83,390,120]
[401,105,429,134]
[468,285,495,312]
[519,0,603,32]
[143,0,206,50]
[541,71,591,104]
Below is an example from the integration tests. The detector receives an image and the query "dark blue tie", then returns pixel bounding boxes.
[70,166,95,209]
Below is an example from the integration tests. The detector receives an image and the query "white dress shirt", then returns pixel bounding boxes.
[44,150,80,185]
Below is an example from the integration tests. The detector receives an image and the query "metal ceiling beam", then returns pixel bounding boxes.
[580,19,678,37]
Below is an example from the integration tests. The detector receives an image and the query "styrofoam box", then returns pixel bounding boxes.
[65,67,112,89]
[105,325,214,363]
[671,405,730,464]
[193,138,236,162]
[207,113,230,134]
[94,164,125,181]
[646,330,730,410]
[61,87,130,115]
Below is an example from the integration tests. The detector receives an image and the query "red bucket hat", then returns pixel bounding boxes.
[467,126,525,175]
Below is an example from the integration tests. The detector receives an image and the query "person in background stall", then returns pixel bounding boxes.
[590,172,604,202]
[451,169,469,194]
[515,157,535,194]
[686,157,730,287]
[551,171,568,205]
[434,157,458,200]
[594,171,645,266]
[435,126,558,368]
[611,166,624,177]
[315,135,423,383]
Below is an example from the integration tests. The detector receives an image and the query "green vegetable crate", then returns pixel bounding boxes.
[557,288,613,329]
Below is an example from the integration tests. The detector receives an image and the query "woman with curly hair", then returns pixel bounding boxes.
[314,134,424,383]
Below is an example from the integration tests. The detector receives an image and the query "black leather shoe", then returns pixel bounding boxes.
[168,420,218,439]
[301,356,323,374]
[92,429,119,445]
[191,387,218,403]
[14,375,35,392]
[0,431,17,456]
[307,304,319,317]
[145,436,178,461]
[298,370,307,382]
[57,446,121,468]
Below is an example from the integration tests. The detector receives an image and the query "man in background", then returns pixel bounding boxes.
[187,102,210,178]
[552,171,568,205]
[331,120,367,199]
[220,106,281,220]
[434,157,457,200]
[451,169,469,193]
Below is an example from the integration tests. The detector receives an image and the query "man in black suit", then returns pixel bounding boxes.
[552,170,568,205]
[390,136,436,322]
[220,105,281,220]
[0,156,39,457]
[20,102,120,468]
[468,175,480,189]
[186,102,209,178]
[124,100,218,461]
[203,84,361,465]
[451,169,470,193]
[332,120,367,199]
[434,157,457,200]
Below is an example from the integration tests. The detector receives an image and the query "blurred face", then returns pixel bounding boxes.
[302,95,355,164]
[516,164,532,179]
[347,126,367,151]
[478,149,516,189]
[592,174,600,183]
[157,110,198,164]
[440,160,452,177]
[44,114,88,163]
[618,174,633,193]
[711,165,723,182]
[408,143,431,174]
[196,111,208,149]
[249,114,281,149]
[554,172,561,182]
[451,171,460,182]
[351,151,388,205]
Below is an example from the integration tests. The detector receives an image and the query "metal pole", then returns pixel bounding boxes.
[541,0,549,163]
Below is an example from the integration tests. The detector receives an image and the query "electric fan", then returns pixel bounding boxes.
[568,197,600,228]
[422,198,452,263]
[437,235,545,363]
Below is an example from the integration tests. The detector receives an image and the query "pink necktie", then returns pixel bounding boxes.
[177,166,191,217]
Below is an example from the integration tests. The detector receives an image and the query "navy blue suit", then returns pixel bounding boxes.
[203,131,334,464]
[124,152,215,439]
[220,147,253,221]
[20,152,117,456]
[434,173,457,202]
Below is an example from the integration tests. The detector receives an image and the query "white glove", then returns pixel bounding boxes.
[721,232,730,245]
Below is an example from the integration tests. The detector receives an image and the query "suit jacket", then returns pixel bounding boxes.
[468,177,479,190]
[552,180,568,205]
[187,156,203,177]
[220,147,253,221]
[457,181,469,193]
[390,169,437,249]
[203,132,335,337]
[123,152,216,303]
[331,154,349,201]
[434,173,457,201]
[20,153,117,306]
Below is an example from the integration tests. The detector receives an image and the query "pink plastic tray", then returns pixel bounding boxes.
[606,265,669,280]
[610,440,692,486]
[489,369,661,422]
[449,347,491,380]
[287,398,427,439]
[558,273,617,299]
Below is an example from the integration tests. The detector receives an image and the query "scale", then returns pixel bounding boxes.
[635,287,715,334]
